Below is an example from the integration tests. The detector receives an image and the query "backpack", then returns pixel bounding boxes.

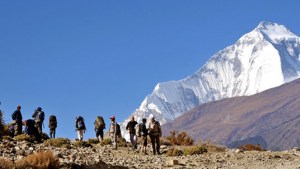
[35,111,45,123]
[95,116,105,130]
[115,123,121,136]
[25,119,36,135]
[76,116,85,130]
[49,115,57,129]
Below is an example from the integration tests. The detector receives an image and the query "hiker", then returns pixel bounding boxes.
[126,116,138,149]
[32,107,45,134]
[75,116,86,141]
[48,115,57,139]
[24,119,41,142]
[148,116,162,155]
[94,116,105,141]
[11,105,23,136]
[138,118,148,154]
[109,116,118,149]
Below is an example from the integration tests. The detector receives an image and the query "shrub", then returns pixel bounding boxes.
[165,130,194,146]
[0,158,14,169]
[43,138,71,148]
[87,138,99,144]
[16,151,60,169]
[2,135,13,141]
[100,138,112,146]
[183,146,207,155]
[199,141,226,152]
[73,140,92,147]
[239,144,265,151]
[14,134,35,142]
[166,148,183,156]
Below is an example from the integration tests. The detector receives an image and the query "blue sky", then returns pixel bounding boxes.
[1,0,300,139]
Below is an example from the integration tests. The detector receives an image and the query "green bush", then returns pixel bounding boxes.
[73,140,92,147]
[14,134,35,142]
[166,148,183,156]
[165,130,194,146]
[183,146,207,155]
[100,138,112,146]
[43,138,71,148]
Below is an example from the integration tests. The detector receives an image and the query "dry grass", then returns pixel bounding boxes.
[117,138,128,147]
[239,144,265,151]
[165,130,194,146]
[43,138,70,148]
[16,151,59,169]
[183,146,207,155]
[0,158,14,169]
[87,138,99,144]
[14,134,35,142]
[100,138,112,146]
[72,140,92,147]
[166,148,183,156]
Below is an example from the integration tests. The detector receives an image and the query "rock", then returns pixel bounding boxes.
[168,159,179,165]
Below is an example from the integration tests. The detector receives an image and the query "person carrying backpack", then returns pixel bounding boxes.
[75,116,86,141]
[94,116,105,141]
[126,116,138,149]
[24,119,41,142]
[138,118,148,154]
[11,105,23,136]
[148,116,162,155]
[109,116,119,150]
[32,107,45,134]
[48,115,57,138]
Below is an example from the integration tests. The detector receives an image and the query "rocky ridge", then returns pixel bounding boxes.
[1,139,300,169]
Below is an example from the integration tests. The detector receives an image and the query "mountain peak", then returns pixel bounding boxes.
[254,21,297,43]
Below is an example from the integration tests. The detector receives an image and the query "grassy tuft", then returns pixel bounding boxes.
[72,140,92,147]
[43,138,71,148]
[0,158,14,169]
[16,151,60,169]
[166,148,183,156]
[14,134,35,142]
[87,138,99,144]
[100,138,112,146]
[183,146,208,155]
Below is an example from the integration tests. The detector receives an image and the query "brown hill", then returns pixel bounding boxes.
[162,78,300,150]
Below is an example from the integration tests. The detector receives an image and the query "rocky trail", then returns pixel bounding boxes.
[1,138,300,169]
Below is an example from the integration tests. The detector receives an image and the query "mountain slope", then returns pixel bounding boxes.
[162,78,300,150]
[122,22,300,137]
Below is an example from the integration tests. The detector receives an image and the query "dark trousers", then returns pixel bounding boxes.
[96,129,104,140]
[150,134,160,154]
[50,129,56,138]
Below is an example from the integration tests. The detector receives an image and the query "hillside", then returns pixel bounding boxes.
[162,78,300,150]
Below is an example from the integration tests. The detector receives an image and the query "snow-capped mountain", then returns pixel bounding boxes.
[121,22,300,138]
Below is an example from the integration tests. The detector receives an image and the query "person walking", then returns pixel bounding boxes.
[32,107,45,134]
[75,116,86,141]
[109,116,118,150]
[48,115,57,138]
[148,116,162,155]
[126,116,138,149]
[11,105,23,136]
[94,116,105,141]
[138,118,148,154]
